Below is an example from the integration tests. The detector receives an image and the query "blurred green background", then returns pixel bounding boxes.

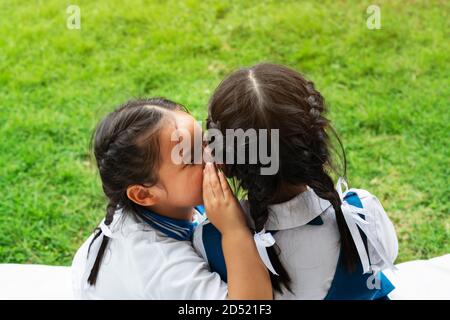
[0,0,448,265]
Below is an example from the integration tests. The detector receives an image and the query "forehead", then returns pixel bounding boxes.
[163,110,198,138]
[173,110,198,131]
[159,110,199,161]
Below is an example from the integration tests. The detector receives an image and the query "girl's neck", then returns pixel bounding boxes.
[270,183,308,205]
[146,204,195,221]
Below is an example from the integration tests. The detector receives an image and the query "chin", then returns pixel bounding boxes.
[193,194,204,207]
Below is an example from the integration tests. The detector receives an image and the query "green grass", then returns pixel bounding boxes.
[0,0,448,265]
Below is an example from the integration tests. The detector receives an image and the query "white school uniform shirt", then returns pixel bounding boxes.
[71,208,228,300]
[193,187,398,300]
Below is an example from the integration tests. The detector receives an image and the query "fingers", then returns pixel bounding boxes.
[206,162,224,199]
[217,168,232,199]
[203,145,214,163]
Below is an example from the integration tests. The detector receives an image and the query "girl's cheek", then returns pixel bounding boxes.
[195,165,204,186]
[190,166,204,204]
[194,166,204,189]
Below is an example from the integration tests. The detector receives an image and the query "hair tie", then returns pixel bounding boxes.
[208,119,221,130]
[254,229,279,276]
[99,220,115,238]
[309,107,320,118]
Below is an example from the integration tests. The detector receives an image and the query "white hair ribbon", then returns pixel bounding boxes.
[336,177,397,274]
[99,220,115,239]
[254,229,279,276]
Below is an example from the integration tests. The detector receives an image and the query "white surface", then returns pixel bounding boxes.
[386,254,450,300]
[0,264,73,300]
[0,255,448,300]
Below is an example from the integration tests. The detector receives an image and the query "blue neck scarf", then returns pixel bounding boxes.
[138,205,205,241]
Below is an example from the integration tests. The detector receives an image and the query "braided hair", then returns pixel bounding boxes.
[207,63,358,293]
[87,97,186,286]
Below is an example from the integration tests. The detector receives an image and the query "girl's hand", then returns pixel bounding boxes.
[202,162,248,236]
[202,162,273,300]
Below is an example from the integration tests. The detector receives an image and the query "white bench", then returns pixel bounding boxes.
[384,254,450,300]
[0,254,449,300]
[0,264,73,300]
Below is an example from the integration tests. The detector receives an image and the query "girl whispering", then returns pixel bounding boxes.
[72,98,272,299]
[194,63,398,299]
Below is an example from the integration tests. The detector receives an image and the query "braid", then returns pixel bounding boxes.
[239,170,292,293]
[308,169,358,272]
[87,199,117,286]
[304,91,358,272]
[246,174,271,231]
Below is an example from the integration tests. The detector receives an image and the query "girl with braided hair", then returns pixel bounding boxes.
[193,63,399,299]
[71,97,272,299]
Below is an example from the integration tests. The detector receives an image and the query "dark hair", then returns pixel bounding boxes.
[207,63,358,293]
[87,97,186,286]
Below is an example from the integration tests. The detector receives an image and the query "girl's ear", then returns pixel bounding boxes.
[126,185,158,207]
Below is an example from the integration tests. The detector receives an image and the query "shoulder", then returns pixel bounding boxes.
[346,188,377,202]
[111,212,211,272]
[344,188,389,216]
[112,212,199,266]
[141,222,227,299]
[345,188,390,220]
[346,188,399,265]
[192,220,215,261]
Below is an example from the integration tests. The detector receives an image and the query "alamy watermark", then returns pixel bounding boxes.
[366,265,382,290]
[66,5,81,30]
[170,122,280,175]
[366,5,381,30]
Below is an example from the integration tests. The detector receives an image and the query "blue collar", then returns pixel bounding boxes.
[138,205,205,241]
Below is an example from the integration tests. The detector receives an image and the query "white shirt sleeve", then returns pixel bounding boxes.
[129,233,228,300]
[359,190,399,267]
[192,220,209,261]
